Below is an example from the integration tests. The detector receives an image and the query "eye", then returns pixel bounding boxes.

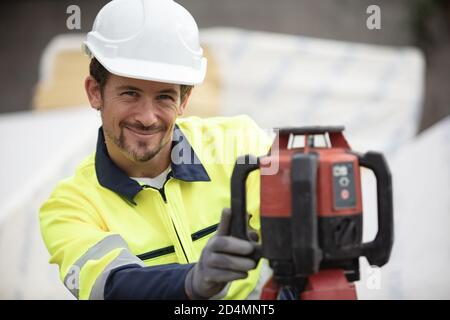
[120,91,139,97]
[157,94,175,101]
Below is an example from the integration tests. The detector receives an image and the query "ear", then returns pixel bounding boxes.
[85,76,103,110]
[177,88,193,116]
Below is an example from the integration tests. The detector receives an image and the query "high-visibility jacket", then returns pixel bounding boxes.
[39,115,273,300]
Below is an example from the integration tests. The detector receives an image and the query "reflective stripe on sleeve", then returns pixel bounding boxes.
[63,234,144,299]
[89,249,146,299]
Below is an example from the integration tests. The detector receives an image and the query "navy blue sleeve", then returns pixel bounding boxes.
[104,263,195,300]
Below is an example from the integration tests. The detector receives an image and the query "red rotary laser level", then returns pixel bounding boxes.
[230,126,393,300]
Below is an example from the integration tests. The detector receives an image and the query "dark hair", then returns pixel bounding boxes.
[89,58,110,95]
[89,58,193,101]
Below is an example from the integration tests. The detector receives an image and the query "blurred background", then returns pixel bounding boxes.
[0,0,449,299]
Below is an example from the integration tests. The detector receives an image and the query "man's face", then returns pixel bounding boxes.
[88,74,188,163]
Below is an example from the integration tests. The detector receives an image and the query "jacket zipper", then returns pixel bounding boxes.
[143,176,189,263]
[172,220,189,263]
[137,224,220,260]
[137,245,175,261]
[191,223,219,241]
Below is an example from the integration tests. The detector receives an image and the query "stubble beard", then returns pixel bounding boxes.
[104,125,170,163]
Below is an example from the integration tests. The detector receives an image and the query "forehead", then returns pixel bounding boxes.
[108,74,180,93]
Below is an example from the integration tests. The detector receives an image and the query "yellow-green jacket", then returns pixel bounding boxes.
[39,115,272,299]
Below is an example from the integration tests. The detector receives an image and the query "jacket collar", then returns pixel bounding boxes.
[95,124,210,204]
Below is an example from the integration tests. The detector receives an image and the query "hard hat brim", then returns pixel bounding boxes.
[92,51,207,86]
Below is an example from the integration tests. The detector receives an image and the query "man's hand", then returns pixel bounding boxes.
[184,208,259,299]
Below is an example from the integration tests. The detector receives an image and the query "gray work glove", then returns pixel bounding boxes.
[184,208,259,299]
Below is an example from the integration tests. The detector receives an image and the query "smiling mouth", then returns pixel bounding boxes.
[124,126,161,137]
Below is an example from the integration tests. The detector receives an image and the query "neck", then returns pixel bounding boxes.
[105,135,172,179]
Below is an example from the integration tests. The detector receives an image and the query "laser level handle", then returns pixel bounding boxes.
[230,155,262,262]
[358,151,394,267]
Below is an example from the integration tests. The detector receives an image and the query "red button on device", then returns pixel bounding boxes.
[341,189,350,200]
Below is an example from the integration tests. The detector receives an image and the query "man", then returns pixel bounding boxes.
[39,0,273,299]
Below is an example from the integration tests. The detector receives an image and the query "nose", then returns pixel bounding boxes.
[133,98,159,127]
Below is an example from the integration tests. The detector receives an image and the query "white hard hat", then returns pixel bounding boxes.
[84,0,207,85]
